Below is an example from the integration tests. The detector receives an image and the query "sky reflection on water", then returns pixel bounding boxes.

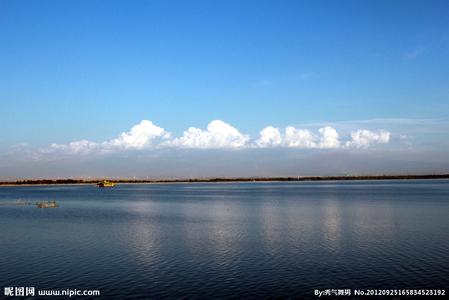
[0,180,448,298]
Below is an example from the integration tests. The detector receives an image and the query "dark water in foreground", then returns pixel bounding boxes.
[0,180,448,299]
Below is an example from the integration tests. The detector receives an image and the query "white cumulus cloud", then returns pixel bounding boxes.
[256,125,341,149]
[284,127,317,148]
[318,126,340,149]
[49,140,99,155]
[41,120,392,155]
[346,129,391,148]
[170,120,250,149]
[46,120,170,154]
[105,120,170,150]
[256,126,283,147]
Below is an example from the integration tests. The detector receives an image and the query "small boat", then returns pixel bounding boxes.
[36,201,58,208]
[97,180,116,188]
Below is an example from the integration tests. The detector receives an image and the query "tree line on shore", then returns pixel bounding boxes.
[1,174,448,185]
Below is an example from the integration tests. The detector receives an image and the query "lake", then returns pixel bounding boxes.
[1,180,448,298]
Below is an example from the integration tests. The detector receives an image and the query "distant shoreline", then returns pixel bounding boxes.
[1,174,449,186]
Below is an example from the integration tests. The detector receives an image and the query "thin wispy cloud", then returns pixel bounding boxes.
[403,46,425,60]
[299,72,318,80]
[254,79,273,87]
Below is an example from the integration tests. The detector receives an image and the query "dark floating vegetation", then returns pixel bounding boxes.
[0,200,58,208]
[1,174,449,186]
[15,200,33,206]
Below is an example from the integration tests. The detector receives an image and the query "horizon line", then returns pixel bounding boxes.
[2,173,449,185]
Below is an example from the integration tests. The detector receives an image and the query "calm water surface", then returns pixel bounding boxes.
[0,180,448,298]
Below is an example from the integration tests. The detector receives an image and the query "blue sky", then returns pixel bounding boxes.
[1,0,448,178]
